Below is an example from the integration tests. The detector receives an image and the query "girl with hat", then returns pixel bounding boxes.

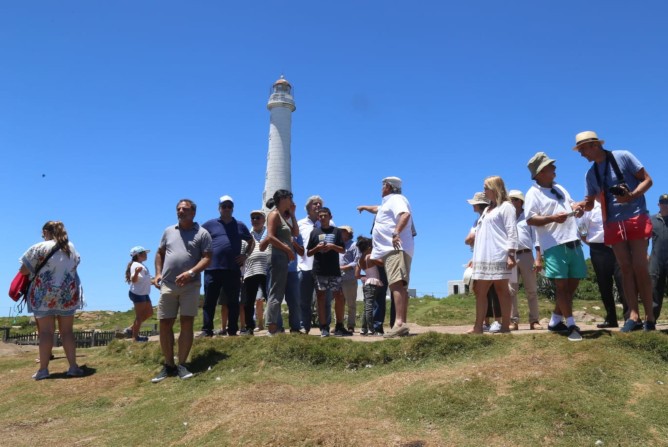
[125,246,154,342]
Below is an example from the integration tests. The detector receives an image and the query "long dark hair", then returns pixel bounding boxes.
[125,255,141,284]
[42,221,71,256]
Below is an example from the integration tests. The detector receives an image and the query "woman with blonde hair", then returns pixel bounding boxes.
[467,176,518,334]
[19,221,84,379]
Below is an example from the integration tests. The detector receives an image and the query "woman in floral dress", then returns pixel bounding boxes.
[19,221,83,380]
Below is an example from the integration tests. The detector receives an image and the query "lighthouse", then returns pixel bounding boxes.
[262,75,296,209]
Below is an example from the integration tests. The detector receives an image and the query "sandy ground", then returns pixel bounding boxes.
[3,318,663,355]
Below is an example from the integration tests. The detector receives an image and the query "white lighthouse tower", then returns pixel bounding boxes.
[262,75,296,209]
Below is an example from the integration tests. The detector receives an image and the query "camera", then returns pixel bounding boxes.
[609,183,629,197]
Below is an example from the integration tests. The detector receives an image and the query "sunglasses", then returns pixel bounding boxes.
[660,200,668,205]
[251,215,263,220]
[220,204,234,209]
[550,188,564,201]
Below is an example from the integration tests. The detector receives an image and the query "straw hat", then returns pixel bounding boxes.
[573,130,604,150]
[508,190,525,202]
[467,192,489,205]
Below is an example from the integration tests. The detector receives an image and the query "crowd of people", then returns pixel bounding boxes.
[16,129,667,382]
[138,176,414,383]
[465,130,666,341]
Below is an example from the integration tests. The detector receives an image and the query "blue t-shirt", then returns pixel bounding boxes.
[202,218,252,271]
[585,150,648,222]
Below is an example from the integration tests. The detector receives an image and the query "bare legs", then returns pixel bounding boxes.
[389,282,409,328]
[36,315,79,371]
[159,315,194,367]
[132,302,153,339]
[470,279,512,333]
[317,290,345,326]
[612,239,655,323]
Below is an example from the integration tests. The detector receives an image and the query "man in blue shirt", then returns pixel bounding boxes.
[198,195,253,337]
[574,130,655,332]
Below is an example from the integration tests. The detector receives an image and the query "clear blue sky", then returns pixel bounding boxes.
[2,1,667,313]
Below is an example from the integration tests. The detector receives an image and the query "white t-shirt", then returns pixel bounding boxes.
[371,193,414,259]
[577,200,605,244]
[516,211,539,251]
[524,183,579,252]
[129,262,151,296]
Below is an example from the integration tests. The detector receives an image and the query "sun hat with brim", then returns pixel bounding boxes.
[573,130,605,150]
[527,152,556,179]
[508,190,525,202]
[130,246,150,257]
[250,210,265,217]
[467,192,490,205]
[339,225,353,234]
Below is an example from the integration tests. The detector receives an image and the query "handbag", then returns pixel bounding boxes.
[8,245,60,302]
[9,273,30,301]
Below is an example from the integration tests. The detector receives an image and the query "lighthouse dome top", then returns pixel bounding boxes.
[267,75,296,111]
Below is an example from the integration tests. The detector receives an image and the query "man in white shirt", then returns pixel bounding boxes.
[358,176,415,338]
[577,201,626,328]
[525,152,586,340]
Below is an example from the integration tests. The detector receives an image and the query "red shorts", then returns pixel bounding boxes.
[603,213,652,245]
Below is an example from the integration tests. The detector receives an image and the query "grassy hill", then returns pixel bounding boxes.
[2,296,668,446]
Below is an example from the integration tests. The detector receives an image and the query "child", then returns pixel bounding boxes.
[356,236,384,336]
[125,246,154,342]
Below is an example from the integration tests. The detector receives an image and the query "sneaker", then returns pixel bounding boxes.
[347,327,355,334]
[320,327,330,338]
[241,328,254,336]
[334,326,353,337]
[135,336,149,342]
[620,319,643,333]
[176,364,194,380]
[195,331,213,338]
[644,321,656,332]
[488,321,502,333]
[360,328,369,336]
[151,365,176,383]
[215,328,227,336]
[66,365,85,377]
[567,325,583,342]
[548,322,569,333]
[482,323,491,332]
[383,325,410,339]
[254,327,263,333]
[299,327,309,335]
[32,368,50,381]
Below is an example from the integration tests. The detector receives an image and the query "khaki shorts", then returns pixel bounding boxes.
[158,281,201,319]
[384,250,412,287]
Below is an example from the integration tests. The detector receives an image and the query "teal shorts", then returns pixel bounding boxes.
[543,242,587,279]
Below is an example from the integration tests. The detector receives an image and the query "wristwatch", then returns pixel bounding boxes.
[188,270,195,278]
[392,232,399,237]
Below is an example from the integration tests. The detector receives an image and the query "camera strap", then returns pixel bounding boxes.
[592,150,627,222]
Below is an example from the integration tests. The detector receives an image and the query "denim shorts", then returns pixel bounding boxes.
[129,291,152,304]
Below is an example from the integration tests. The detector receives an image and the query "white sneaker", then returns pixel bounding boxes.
[488,321,502,333]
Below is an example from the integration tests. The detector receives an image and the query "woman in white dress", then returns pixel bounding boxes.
[468,176,518,334]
